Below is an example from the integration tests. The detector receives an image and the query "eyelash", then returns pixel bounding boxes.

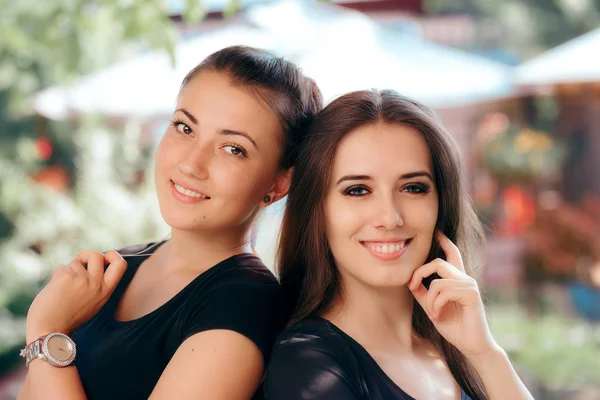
[171,119,191,135]
[343,183,431,197]
[170,119,247,158]
[344,186,371,196]
[404,183,430,194]
[222,144,247,158]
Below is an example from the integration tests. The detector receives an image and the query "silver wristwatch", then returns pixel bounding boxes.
[20,332,77,367]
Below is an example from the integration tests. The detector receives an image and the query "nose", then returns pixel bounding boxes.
[177,141,211,180]
[373,193,404,230]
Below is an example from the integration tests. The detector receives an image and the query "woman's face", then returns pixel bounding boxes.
[155,70,287,233]
[324,122,439,289]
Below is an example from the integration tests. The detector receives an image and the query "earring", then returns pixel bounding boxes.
[263,195,271,204]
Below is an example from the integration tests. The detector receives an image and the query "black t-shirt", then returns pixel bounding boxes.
[265,317,473,400]
[71,242,284,400]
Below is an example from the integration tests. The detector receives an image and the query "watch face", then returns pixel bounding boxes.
[47,335,74,362]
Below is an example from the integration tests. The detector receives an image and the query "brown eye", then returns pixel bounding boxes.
[175,123,192,135]
[223,144,247,157]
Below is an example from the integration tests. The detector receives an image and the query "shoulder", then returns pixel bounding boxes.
[181,255,284,360]
[272,318,357,363]
[211,253,279,286]
[265,318,363,399]
[203,254,281,300]
[276,317,342,343]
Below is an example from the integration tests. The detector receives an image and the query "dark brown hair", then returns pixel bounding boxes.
[277,89,488,400]
[180,45,323,169]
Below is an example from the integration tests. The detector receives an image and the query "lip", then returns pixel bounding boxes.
[170,180,210,204]
[360,238,412,261]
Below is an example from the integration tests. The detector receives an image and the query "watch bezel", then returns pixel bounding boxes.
[42,332,76,367]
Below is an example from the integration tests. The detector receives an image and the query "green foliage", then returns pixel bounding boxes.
[0,121,167,375]
[489,307,600,388]
[0,0,178,112]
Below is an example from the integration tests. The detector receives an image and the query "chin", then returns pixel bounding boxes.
[158,207,205,232]
[363,264,414,289]
[369,275,412,289]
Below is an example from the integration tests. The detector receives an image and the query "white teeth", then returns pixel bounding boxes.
[366,241,407,254]
[174,183,207,199]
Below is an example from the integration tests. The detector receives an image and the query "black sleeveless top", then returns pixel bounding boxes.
[71,242,284,400]
[265,317,473,400]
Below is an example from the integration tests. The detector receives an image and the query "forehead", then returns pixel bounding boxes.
[332,122,434,177]
[177,71,282,140]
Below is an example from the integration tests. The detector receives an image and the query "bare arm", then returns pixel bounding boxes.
[17,363,86,400]
[16,374,30,400]
[149,329,264,399]
[467,346,533,400]
[17,329,263,400]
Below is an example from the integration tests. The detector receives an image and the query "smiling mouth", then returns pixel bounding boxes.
[360,239,413,260]
[171,180,210,199]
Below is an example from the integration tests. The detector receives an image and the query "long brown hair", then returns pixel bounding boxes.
[277,90,488,400]
[180,45,323,169]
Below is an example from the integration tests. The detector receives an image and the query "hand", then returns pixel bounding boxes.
[26,250,127,342]
[408,231,497,358]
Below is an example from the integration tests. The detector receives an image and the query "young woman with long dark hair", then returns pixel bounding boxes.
[19,45,322,400]
[266,90,532,400]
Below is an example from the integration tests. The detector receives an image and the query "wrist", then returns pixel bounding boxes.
[465,343,506,367]
[26,326,71,344]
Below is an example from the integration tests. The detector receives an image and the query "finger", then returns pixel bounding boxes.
[436,231,464,272]
[409,283,431,317]
[103,251,127,291]
[52,263,73,279]
[75,251,106,281]
[426,279,469,317]
[431,287,474,319]
[409,259,462,290]
[67,260,88,276]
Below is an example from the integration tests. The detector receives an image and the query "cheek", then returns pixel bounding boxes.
[155,136,177,174]
[213,160,274,202]
[324,196,364,245]
[412,198,438,250]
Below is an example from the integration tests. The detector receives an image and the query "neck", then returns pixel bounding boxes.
[324,280,419,353]
[159,226,252,273]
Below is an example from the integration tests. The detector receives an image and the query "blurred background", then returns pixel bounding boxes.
[1,0,599,398]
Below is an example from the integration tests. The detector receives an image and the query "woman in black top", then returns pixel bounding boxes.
[19,46,322,400]
[266,90,533,399]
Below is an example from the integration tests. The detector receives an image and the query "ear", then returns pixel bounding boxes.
[260,167,294,208]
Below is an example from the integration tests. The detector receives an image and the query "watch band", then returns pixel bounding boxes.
[20,337,47,367]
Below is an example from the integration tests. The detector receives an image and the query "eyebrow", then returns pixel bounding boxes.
[335,171,434,185]
[175,108,259,150]
[218,129,259,150]
[176,108,197,125]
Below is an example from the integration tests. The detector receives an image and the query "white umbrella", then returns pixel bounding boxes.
[33,25,280,119]
[514,27,600,86]
[33,0,513,119]
[299,33,512,107]
[248,0,513,107]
